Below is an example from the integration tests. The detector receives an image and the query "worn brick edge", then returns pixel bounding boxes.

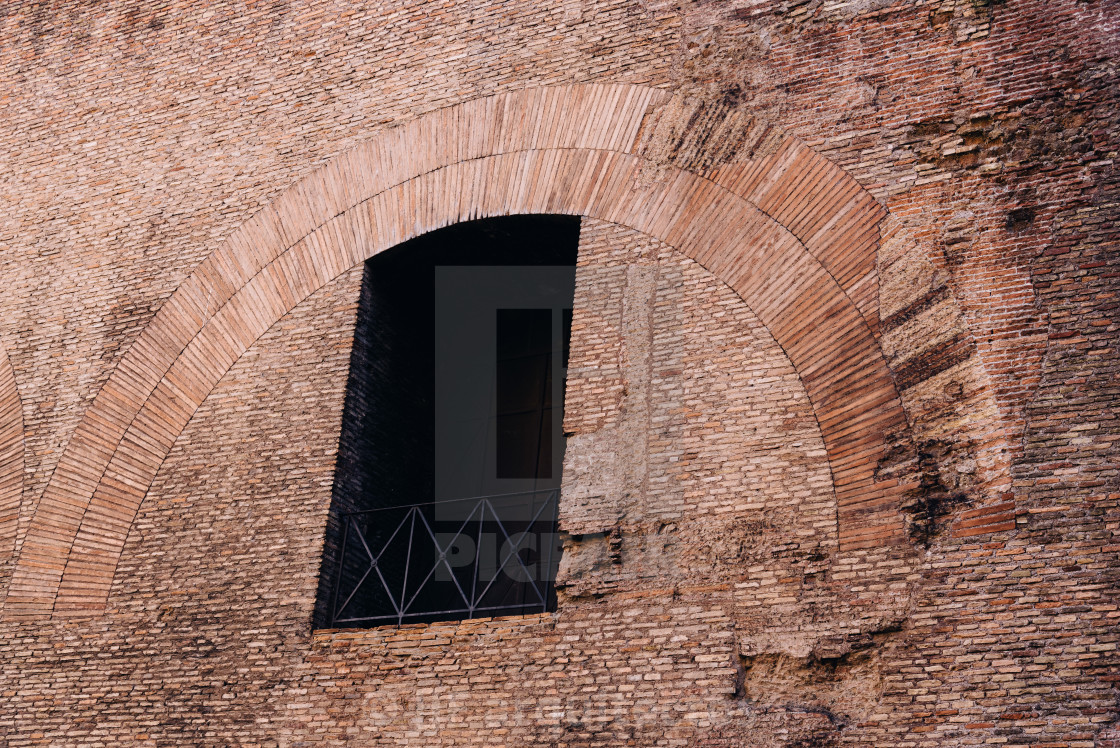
[3,84,909,620]
[0,341,23,563]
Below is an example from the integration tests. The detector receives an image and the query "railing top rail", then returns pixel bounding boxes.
[340,488,559,517]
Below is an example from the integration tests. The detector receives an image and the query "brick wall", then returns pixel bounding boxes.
[0,0,1116,744]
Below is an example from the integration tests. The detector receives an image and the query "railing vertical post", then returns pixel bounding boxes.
[398,508,417,626]
[469,501,485,617]
[542,489,558,606]
[329,515,351,628]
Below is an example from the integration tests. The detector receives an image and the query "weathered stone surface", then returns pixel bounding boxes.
[0,0,1116,744]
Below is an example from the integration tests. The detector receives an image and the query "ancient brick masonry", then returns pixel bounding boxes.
[0,344,22,568]
[3,82,905,618]
[0,0,1117,745]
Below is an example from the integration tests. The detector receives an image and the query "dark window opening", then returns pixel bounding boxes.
[315,215,579,629]
[496,308,566,480]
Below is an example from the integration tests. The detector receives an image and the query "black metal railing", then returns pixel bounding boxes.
[328,489,561,627]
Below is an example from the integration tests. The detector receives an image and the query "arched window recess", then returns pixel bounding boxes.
[316,215,579,629]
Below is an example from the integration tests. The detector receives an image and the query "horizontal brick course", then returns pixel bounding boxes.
[0,0,1115,743]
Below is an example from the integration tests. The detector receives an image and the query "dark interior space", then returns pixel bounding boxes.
[314,215,579,629]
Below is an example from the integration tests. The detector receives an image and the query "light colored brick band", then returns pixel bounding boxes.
[3,84,905,619]
[0,342,22,563]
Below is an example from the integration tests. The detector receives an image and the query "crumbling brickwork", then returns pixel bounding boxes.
[0,0,1116,745]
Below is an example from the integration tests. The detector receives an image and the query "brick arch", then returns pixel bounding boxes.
[3,84,906,620]
[0,342,23,562]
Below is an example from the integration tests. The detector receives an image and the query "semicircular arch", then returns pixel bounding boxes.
[3,83,905,619]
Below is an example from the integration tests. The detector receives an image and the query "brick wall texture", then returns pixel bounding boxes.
[0,0,1116,745]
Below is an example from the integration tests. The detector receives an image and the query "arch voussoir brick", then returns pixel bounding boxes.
[4,83,907,619]
[0,342,23,565]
